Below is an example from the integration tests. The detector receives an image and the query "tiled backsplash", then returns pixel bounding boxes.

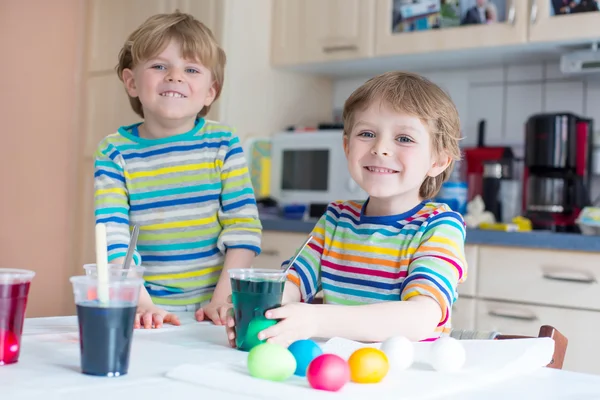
[332,62,600,203]
[332,62,600,149]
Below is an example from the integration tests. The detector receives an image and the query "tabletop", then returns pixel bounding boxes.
[3,313,600,400]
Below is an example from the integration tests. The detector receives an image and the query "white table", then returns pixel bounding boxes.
[4,313,600,400]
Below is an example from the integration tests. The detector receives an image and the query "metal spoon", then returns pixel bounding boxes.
[122,225,140,270]
[282,235,313,275]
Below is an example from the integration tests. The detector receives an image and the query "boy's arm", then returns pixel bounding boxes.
[201,133,261,322]
[283,210,328,304]
[312,211,466,342]
[94,142,142,266]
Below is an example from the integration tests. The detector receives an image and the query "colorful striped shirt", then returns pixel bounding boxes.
[93,119,262,307]
[285,200,467,338]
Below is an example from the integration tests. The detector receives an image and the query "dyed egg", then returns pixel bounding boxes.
[348,348,389,384]
[244,318,277,350]
[247,342,296,382]
[430,337,466,372]
[288,339,323,376]
[0,330,20,364]
[380,336,414,371]
[306,354,350,392]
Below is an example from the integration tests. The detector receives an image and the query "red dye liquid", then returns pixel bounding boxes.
[0,282,31,365]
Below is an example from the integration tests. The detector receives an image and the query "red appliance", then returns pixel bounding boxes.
[464,120,514,201]
[523,112,594,232]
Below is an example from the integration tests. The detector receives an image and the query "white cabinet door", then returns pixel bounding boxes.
[85,75,141,157]
[528,0,600,43]
[254,232,308,269]
[477,300,600,375]
[451,297,476,331]
[88,0,178,72]
[301,0,375,63]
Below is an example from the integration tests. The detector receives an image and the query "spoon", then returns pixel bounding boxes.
[282,235,313,275]
[122,225,140,270]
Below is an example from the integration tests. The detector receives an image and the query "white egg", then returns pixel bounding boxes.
[380,336,414,370]
[429,337,466,372]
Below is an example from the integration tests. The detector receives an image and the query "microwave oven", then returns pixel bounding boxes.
[269,131,368,206]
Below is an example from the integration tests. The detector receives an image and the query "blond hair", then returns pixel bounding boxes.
[342,71,462,200]
[116,10,226,118]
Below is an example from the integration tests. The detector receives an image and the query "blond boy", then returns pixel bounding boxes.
[227,72,467,346]
[94,11,261,329]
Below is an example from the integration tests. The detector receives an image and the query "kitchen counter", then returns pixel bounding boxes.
[260,216,600,253]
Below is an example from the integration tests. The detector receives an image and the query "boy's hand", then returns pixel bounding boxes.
[195,298,230,325]
[258,303,319,348]
[135,304,181,329]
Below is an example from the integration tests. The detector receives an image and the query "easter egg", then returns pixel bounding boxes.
[244,318,277,351]
[430,337,466,372]
[288,339,323,376]
[0,330,20,365]
[380,336,414,371]
[247,342,296,382]
[306,354,350,392]
[348,348,389,384]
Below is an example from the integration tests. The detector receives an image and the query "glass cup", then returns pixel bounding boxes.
[0,269,35,365]
[70,275,144,377]
[228,269,286,351]
[83,263,145,279]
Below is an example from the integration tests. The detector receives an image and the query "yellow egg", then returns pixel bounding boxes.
[348,347,389,384]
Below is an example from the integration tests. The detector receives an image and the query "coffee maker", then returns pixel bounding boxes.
[523,112,594,232]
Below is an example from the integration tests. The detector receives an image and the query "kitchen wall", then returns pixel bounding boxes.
[332,61,600,202]
[0,0,86,317]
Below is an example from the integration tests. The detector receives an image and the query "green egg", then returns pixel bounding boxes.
[247,343,297,382]
[244,318,277,350]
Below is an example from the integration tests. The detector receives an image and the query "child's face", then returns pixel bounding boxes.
[122,39,216,123]
[344,101,449,206]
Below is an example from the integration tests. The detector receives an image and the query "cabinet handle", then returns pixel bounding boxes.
[530,1,538,24]
[507,2,516,25]
[322,45,358,53]
[488,308,538,322]
[542,268,597,284]
[261,249,280,257]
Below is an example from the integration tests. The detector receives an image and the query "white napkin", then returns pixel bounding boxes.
[165,337,554,400]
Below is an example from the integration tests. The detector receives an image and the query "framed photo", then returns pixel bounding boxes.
[549,0,599,16]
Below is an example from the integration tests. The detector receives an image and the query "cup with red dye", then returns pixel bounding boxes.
[0,269,35,365]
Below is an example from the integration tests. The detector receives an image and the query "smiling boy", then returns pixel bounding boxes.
[94,11,261,329]
[226,71,467,347]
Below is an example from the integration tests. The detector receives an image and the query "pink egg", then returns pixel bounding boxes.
[306,354,350,392]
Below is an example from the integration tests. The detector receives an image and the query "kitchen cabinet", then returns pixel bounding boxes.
[88,0,223,73]
[477,299,600,375]
[270,1,600,73]
[87,0,179,73]
[271,0,375,66]
[528,0,600,43]
[374,0,528,57]
[452,297,477,331]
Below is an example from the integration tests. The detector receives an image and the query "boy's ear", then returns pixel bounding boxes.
[343,134,349,157]
[427,153,452,178]
[203,81,218,106]
[122,69,138,98]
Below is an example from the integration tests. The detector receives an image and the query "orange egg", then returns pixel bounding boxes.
[348,348,389,384]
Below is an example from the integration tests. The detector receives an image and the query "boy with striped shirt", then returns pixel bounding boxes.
[226,72,467,346]
[94,11,261,329]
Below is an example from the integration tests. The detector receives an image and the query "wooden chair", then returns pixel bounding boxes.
[309,296,568,370]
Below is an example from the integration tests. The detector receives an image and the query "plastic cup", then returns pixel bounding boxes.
[83,263,145,279]
[228,269,286,351]
[70,275,143,377]
[0,269,35,365]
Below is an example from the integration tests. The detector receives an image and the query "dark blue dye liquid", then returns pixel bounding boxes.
[76,302,136,377]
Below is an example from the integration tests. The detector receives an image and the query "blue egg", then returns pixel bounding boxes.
[288,339,323,377]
